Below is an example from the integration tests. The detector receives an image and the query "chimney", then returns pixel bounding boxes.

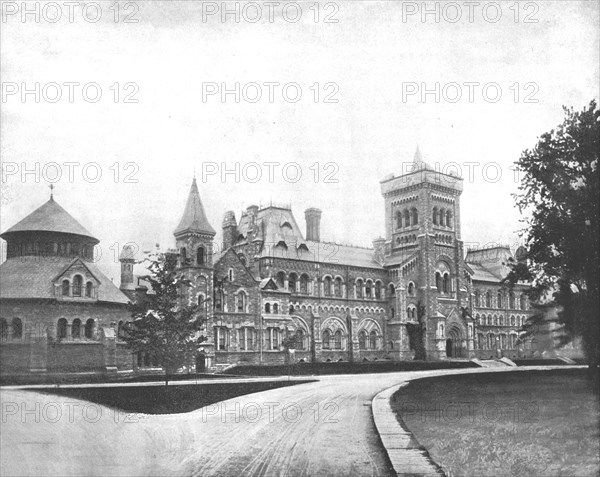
[305,208,322,242]
[222,210,237,251]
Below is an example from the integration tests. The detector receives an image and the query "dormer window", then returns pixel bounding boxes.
[62,279,70,296]
[85,281,93,298]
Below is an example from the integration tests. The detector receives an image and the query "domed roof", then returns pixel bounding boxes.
[1,197,98,243]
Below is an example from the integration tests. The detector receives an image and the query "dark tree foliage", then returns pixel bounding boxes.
[124,252,207,384]
[504,100,599,367]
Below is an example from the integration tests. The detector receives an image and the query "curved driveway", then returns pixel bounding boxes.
[0,367,571,477]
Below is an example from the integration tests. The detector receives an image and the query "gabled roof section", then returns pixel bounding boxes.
[259,277,279,290]
[1,197,98,243]
[174,178,216,237]
[51,257,101,284]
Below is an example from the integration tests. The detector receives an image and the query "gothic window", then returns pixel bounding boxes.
[295,329,306,350]
[215,290,224,310]
[237,291,246,312]
[486,291,492,308]
[433,207,438,225]
[85,281,93,298]
[374,281,381,299]
[11,318,22,339]
[365,280,372,299]
[439,208,445,227]
[474,290,480,307]
[273,303,279,314]
[72,275,83,297]
[369,330,377,349]
[288,273,297,293]
[359,331,367,350]
[322,330,331,349]
[510,315,515,326]
[72,319,81,339]
[265,303,271,314]
[228,269,234,282]
[57,318,68,339]
[197,247,205,266]
[435,272,442,293]
[334,330,342,350]
[411,208,418,226]
[356,279,364,298]
[408,282,415,296]
[404,209,410,227]
[493,315,498,326]
[509,292,515,309]
[323,277,332,296]
[520,294,527,310]
[276,271,286,289]
[497,292,503,308]
[300,274,309,294]
[85,319,95,339]
[389,283,396,296]
[396,211,403,229]
[446,211,452,229]
[60,279,69,297]
[334,277,343,297]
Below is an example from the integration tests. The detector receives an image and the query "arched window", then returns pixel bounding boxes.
[117,321,124,340]
[214,326,228,350]
[265,303,271,314]
[359,331,367,350]
[520,294,527,310]
[84,319,95,339]
[228,269,234,281]
[300,274,309,294]
[197,247,205,266]
[509,292,515,309]
[71,318,81,338]
[408,282,415,296]
[334,330,342,350]
[334,277,343,297]
[237,291,246,312]
[365,281,372,299]
[85,281,93,298]
[322,330,331,349]
[73,275,83,297]
[432,207,438,225]
[439,208,445,227]
[289,273,297,293]
[396,211,403,229]
[215,289,224,310]
[442,273,450,294]
[62,279,70,296]
[474,290,480,307]
[446,210,452,229]
[509,334,517,349]
[11,318,22,339]
[389,283,396,296]
[404,209,410,227]
[369,330,377,350]
[486,291,492,308]
[323,277,332,296]
[411,208,418,226]
[0,318,8,340]
[374,281,382,299]
[497,292,503,308]
[57,318,68,339]
[493,315,498,326]
[478,333,485,349]
[276,271,286,289]
[435,272,442,293]
[180,247,187,264]
[273,303,279,314]
[356,279,364,298]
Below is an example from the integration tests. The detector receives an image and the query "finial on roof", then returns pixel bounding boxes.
[412,144,431,170]
[49,183,54,201]
[414,145,423,163]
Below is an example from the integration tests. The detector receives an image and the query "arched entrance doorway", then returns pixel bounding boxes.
[445,325,464,358]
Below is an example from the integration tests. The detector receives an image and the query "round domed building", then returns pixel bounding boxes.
[0,193,134,379]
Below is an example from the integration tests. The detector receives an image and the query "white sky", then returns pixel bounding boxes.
[1,0,599,281]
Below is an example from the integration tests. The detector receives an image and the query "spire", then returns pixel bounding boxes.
[412,145,431,170]
[174,177,216,237]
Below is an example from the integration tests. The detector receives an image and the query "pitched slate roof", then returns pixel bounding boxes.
[1,197,98,242]
[0,256,129,304]
[466,262,502,283]
[174,178,216,236]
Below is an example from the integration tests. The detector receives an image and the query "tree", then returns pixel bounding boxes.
[124,252,207,384]
[504,100,599,368]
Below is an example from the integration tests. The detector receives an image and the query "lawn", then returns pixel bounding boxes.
[391,369,600,477]
[32,379,313,414]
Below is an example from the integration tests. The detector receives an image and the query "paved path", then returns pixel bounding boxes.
[0,367,578,476]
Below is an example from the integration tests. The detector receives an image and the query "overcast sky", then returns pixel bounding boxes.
[1,0,598,281]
